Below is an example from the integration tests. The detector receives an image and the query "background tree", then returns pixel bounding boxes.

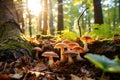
[49,0,54,35]
[93,0,103,24]
[42,0,48,35]
[119,0,120,22]
[39,0,43,33]
[12,0,120,38]
[57,0,64,34]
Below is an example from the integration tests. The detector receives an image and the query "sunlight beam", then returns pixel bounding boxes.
[27,0,42,16]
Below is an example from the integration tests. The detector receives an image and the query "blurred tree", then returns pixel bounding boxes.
[57,0,64,34]
[113,0,117,27]
[93,0,103,24]
[39,0,43,33]
[49,0,54,35]
[118,0,120,22]
[42,0,48,35]
[14,0,25,33]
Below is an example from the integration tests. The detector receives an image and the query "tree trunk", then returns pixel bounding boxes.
[39,0,43,32]
[0,0,18,24]
[57,0,64,34]
[0,0,32,59]
[42,0,48,35]
[113,0,118,28]
[93,0,103,24]
[118,0,120,22]
[49,0,54,35]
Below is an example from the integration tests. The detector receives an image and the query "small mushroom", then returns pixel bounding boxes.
[67,42,80,50]
[72,46,84,61]
[54,43,68,62]
[42,51,59,66]
[80,36,94,52]
[62,40,72,45]
[63,50,77,64]
[33,47,42,59]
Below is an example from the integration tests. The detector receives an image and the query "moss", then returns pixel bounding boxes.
[0,34,32,55]
[0,21,33,56]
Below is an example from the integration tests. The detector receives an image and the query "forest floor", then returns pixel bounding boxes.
[0,37,120,80]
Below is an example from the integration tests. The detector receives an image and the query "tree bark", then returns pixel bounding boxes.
[42,0,48,35]
[0,0,18,24]
[49,0,54,35]
[39,0,43,32]
[118,0,120,22]
[0,0,32,59]
[93,0,103,24]
[57,0,64,34]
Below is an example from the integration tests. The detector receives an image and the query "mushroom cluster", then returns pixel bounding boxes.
[54,39,85,64]
[33,36,94,65]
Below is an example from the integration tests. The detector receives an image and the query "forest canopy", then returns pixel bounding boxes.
[13,0,120,39]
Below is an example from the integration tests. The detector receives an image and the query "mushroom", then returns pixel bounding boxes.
[63,50,77,64]
[33,47,42,59]
[72,46,84,61]
[62,40,72,45]
[54,43,68,62]
[42,51,59,66]
[67,42,80,50]
[80,36,94,52]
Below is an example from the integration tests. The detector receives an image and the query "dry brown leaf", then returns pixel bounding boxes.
[57,76,65,80]
[71,74,82,80]
[71,74,95,80]
[83,76,95,80]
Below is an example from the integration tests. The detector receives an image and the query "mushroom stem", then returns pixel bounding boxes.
[68,56,74,64]
[76,52,83,61]
[60,48,65,62]
[83,42,89,52]
[35,51,39,59]
[48,56,54,66]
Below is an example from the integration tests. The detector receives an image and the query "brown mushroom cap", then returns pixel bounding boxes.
[67,42,80,49]
[80,36,94,43]
[54,43,68,48]
[33,47,42,51]
[63,50,77,57]
[33,47,42,59]
[42,51,59,66]
[42,51,59,58]
[72,46,84,53]
[62,40,72,44]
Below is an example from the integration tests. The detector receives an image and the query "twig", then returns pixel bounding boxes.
[77,8,88,37]
[2,62,7,72]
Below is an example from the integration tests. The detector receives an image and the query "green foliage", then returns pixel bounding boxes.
[113,26,120,35]
[56,29,79,41]
[88,24,113,38]
[84,53,120,73]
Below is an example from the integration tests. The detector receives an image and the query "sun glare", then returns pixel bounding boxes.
[28,0,42,16]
